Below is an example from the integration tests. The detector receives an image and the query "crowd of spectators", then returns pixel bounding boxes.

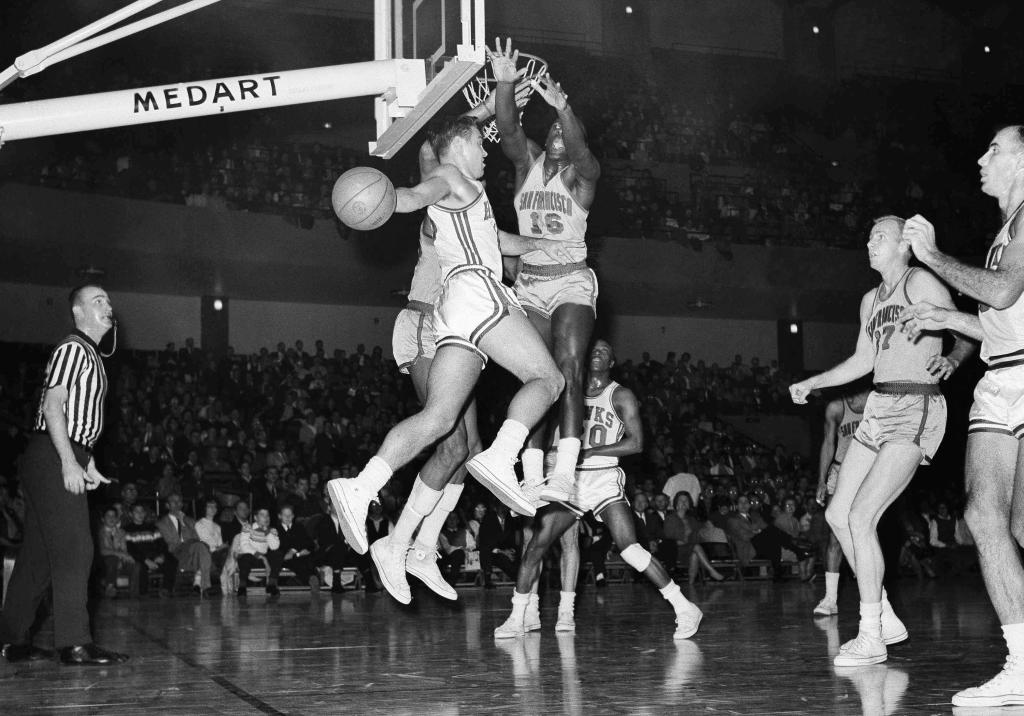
[0,334,973,600]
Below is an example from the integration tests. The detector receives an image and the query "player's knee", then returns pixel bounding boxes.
[556,354,585,390]
[533,364,565,402]
[824,504,849,532]
[560,525,579,549]
[846,504,875,535]
[619,543,652,572]
[418,406,461,444]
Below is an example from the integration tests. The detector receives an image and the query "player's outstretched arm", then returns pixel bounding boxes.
[488,38,534,168]
[418,140,442,180]
[904,213,1024,309]
[497,229,583,264]
[790,291,875,404]
[533,74,600,185]
[898,302,983,342]
[396,165,470,213]
[817,399,841,502]
[580,386,643,460]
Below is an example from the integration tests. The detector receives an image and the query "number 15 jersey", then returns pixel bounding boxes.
[514,153,589,266]
[865,267,941,384]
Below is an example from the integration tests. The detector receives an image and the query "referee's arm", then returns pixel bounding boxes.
[41,385,89,495]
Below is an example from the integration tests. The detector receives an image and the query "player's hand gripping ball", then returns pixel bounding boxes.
[332,167,397,231]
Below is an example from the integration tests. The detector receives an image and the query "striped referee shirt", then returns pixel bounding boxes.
[33,330,108,450]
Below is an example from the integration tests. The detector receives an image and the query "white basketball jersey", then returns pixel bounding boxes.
[834,397,864,464]
[427,184,502,278]
[514,154,589,266]
[865,268,941,384]
[407,216,442,305]
[580,380,625,469]
[979,202,1024,367]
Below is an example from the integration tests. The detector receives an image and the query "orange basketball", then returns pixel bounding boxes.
[332,167,397,231]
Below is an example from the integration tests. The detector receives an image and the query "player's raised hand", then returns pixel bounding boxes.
[902,214,938,261]
[898,301,949,341]
[486,37,519,83]
[925,353,959,380]
[531,73,568,111]
[789,381,813,405]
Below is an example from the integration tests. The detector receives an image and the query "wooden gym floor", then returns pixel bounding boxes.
[0,577,1017,715]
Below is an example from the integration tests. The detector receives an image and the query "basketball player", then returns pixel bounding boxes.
[897,125,1024,708]
[372,144,579,604]
[493,340,703,640]
[489,39,600,506]
[327,116,564,569]
[813,389,868,617]
[789,215,974,667]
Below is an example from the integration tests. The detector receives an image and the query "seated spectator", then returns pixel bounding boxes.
[124,503,174,597]
[662,462,701,508]
[195,498,230,572]
[928,502,976,576]
[251,466,282,514]
[157,493,217,596]
[118,482,140,526]
[477,502,519,589]
[662,492,724,585]
[726,494,809,581]
[235,507,280,596]
[268,505,319,591]
[97,506,135,598]
[773,497,815,581]
[313,500,373,593]
[219,500,251,546]
[284,476,320,520]
[436,512,467,585]
[647,493,675,571]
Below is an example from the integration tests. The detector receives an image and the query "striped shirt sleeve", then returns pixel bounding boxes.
[44,341,87,392]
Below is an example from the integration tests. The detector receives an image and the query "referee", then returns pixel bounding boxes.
[0,285,128,665]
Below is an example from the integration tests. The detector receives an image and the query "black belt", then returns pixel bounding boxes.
[33,430,94,454]
[873,382,941,396]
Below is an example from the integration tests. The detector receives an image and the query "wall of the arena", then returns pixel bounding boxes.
[647,0,783,58]
[0,278,855,369]
[0,282,201,350]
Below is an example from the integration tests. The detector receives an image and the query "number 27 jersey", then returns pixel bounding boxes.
[514,153,589,266]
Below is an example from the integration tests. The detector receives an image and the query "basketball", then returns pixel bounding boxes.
[332,167,397,231]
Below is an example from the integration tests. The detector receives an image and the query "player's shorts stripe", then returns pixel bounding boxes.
[469,274,507,345]
[912,395,929,446]
[593,496,628,517]
[968,425,1015,436]
[436,336,487,365]
[988,357,1024,371]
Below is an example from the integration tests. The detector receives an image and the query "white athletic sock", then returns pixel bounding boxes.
[1003,623,1024,664]
[859,601,883,640]
[511,590,531,620]
[416,482,463,549]
[358,456,394,493]
[528,592,539,607]
[522,448,545,485]
[553,437,582,476]
[391,476,441,549]
[559,590,575,612]
[659,582,691,613]
[490,420,530,462]
[825,571,840,602]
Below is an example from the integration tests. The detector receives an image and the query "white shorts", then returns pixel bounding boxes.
[392,305,436,374]
[969,367,1024,439]
[435,265,525,366]
[513,264,598,319]
[564,465,627,520]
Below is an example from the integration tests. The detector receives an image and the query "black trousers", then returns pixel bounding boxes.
[0,435,94,648]
[267,550,316,583]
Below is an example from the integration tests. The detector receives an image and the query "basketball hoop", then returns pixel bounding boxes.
[461,52,547,142]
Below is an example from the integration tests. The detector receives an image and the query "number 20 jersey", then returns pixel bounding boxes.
[580,381,625,470]
[865,267,941,384]
[514,153,589,266]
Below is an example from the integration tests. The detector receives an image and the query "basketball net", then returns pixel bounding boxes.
[461,53,547,142]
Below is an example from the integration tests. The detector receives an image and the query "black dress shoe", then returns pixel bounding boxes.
[59,643,129,666]
[2,643,53,663]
